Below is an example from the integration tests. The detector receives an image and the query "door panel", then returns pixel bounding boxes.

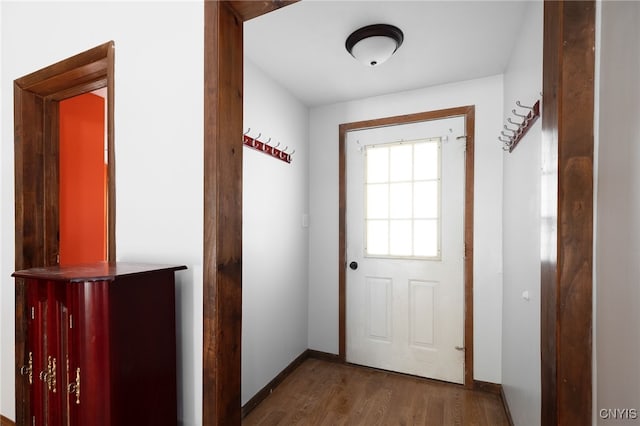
[346,117,466,383]
[409,279,437,348]
[366,276,392,341]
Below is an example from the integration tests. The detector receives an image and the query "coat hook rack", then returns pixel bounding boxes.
[243,129,293,163]
[499,99,540,152]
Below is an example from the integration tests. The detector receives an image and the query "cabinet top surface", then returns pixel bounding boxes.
[12,262,187,282]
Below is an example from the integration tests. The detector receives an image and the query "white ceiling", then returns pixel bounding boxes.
[244,1,529,107]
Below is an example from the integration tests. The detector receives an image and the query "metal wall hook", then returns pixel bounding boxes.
[502,99,541,153]
[244,128,251,136]
[512,109,528,118]
[516,100,535,110]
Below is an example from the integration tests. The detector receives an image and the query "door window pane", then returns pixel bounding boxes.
[389,144,412,182]
[389,220,412,256]
[366,147,389,183]
[364,138,441,259]
[389,182,412,219]
[367,220,389,255]
[366,184,388,219]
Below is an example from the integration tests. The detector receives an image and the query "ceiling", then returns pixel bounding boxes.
[244,1,529,107]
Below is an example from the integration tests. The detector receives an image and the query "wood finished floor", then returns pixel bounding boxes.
[243,358,510,426]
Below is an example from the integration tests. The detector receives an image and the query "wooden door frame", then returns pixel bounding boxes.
[203,1,595,424]
[337,106,475,387]
[13,41,115,425]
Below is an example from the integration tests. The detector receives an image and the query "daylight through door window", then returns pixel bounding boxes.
[364,138,441,259]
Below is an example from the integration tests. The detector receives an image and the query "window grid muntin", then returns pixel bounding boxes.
[364,138,442,259]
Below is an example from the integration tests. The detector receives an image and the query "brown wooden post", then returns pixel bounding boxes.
[202,2,297,423]
[541,1,595,424]
[203,2,244,424]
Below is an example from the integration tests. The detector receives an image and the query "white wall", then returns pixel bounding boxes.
[595,2,640,424]
[308,75,505,383]
[242,59,309,405]
[0,3,204,424]
[500,2,543,425]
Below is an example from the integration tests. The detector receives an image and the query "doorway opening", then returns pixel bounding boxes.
[58,91,109,265]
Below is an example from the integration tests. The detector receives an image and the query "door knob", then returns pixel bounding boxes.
[349,261,358,270]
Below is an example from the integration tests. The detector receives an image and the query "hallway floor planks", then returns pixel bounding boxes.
[243,358,510,425]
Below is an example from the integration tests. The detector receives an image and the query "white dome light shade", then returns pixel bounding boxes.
[346,24,404,68]
[350,36,399,67]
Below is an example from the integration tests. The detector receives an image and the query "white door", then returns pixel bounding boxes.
[346,116,466,384]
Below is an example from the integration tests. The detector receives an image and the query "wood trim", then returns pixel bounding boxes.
[541,1,595,424]
[337,105,475,388]
[14,41,115,425]
[0,414,16,426]
[107,42,116,262]
[43,99,59,266]
[228,0,298,21]
[500,386,515,426]
[14,39,115,269]
[473,380,502,396]
[15,43,111,93]
[307,349,341,363]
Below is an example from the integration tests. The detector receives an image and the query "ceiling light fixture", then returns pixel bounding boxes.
[345,24,404,67]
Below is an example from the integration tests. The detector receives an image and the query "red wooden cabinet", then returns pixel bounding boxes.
[13,262,186,426]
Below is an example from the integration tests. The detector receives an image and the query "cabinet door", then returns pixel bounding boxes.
[25,280,71,426]
[67,280,112,426]
[25,279,46,426]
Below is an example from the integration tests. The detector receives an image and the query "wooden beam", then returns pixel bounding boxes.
[203,2,243,424]
[202,1,297,423]
[228,0,298,21]
[541,1,595,424]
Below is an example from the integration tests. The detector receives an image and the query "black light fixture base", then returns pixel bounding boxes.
[345,24,405,59]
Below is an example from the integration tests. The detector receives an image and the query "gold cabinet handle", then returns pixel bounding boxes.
[67,367,80,405]
[19,352,33,385]
[41,356,57,392]
[48,356,57,393]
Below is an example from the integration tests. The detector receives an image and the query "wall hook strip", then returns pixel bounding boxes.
[501,99,540,153]
[242,131,293,164]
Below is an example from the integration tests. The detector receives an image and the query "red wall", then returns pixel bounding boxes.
[59,93,107,265]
